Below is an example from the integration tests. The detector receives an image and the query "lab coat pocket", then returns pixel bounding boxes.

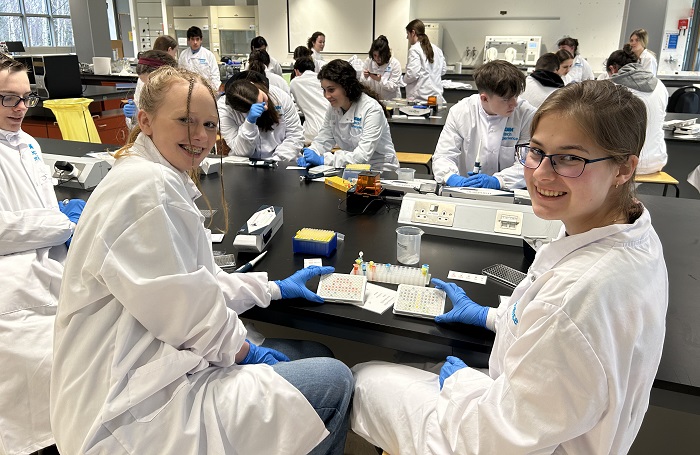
[127,350,198,422]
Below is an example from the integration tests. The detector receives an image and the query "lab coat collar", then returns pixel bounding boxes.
[530,206,651,275]
[130,133,201,201]
[336,96,362,123]
[0,127,25,147]
[477,98,506,123]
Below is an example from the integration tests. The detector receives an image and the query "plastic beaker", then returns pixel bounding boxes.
[396,226,424,265]
[397,167,416,181]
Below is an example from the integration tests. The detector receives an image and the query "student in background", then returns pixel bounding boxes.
[555,49,575,84]
[402,19,447,104]
[297,59,399,172]
[248,49,291,95]
[290,57,329,144]
[291,46,313,81]
[177,26,221,91]
[606,45,668,174]
[249,36,283,76]
[521,53,565,108]
[351,81,667,455]
[153,34,178,58]
[557,37,594,83]
[629,29,658,76]
[219,70,303,161]
[307,31,326,72]
[432,60,535,189]
[123,50,178,128]
[361,35,402,101]
[0,55,85,455]
[51,66,353,455]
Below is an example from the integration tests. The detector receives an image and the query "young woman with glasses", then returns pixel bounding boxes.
[350,80,668,454]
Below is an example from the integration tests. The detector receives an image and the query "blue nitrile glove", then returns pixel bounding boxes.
[240,340,290,366]
[122,99,137,118]
[462,173,501,189]
[445,173,470,187]
[246,102,266,124]
[432,278,489,328]
[439,356,468,389]
[275,265,335,303]
[59,199,86,224]
[297,148,324,168]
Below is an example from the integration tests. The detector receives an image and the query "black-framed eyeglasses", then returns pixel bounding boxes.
[0,93,40,108]
[515,143,616,178]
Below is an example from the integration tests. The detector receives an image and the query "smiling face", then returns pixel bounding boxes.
[0,69,31,132]
[313,35,325,52]
[480,92,518,117]
[525,113,637,235]
[138,80,218,172]
[320,79,351,110]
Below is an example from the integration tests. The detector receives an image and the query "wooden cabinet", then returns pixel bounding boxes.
[25,114,128,146]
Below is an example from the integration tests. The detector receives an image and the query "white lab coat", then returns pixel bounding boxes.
[218,85,304,161]
[312,49,326,72]
[266,69,291,96]
[289,70,330,143]
[403,42,447,104]
[631,80,669,174]
[352,208,668,455]
[0,130,73,455]
[432,94,536,189]
[520,75,558,108]
[309,92,399,172]
[688,164,700,193]
[50,133,327,455]
[361,56,402,101]
[565,54,595,83]
[639,49,658,76]
[178,46,222,91]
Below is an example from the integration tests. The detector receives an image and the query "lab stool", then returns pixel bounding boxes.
[634,171,680,197]
[396,151,432,174]
[42,98,101,143]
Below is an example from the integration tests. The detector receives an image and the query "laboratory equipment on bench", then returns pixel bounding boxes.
[350,252,431,286]
[393,284,446,319]
[441,186,515,203]
[482,263,527,288]
[43,153,112,189]
[235,250,268,273]
[346,170,385,214]
[316,273,367,305]
[483,36,541,66]
[398,193,562,247]
[233,205,283,253]
[292,228,338,257]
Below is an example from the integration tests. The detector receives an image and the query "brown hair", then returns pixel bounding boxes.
[136,50,177,76]
[153,35,178,52]
[225,78,280,131]
[474,60,526,98]
[605,44,638,73]
[307,32,325,50]
[368,35,392,66]
[532,80,646,221]
[117,66,228,232]
[405,19,434,64]
[555,49,574,64]
[0,54,28,73]
[318,59,388,116]
[557,37,579,55]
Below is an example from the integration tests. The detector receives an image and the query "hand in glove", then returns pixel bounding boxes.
[432,278,488,328]
[439,356,468,389]
[462,173,501,189]
[59,199,86,224]
[275,265,335,303]
[246,102,267,124]
[445,173,470,187]
[296,148,324,167]
[240,340,290,366]
[122,99,137,118]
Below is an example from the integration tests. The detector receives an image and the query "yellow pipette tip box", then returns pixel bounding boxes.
[293,228,337,257]
[325,176,353,192]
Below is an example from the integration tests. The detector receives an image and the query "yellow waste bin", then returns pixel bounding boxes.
[43,98,101,143]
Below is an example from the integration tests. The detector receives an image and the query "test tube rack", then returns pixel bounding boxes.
[350,261,430,286]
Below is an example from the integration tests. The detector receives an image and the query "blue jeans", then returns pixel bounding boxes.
[272,357,354,455]
[262,338,335,360]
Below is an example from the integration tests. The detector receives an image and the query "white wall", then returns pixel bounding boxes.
[258,0,409,66]
[411,0,627,73]
[658,0,694,74]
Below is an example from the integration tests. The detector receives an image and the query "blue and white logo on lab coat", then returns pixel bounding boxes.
[511,300,519,325]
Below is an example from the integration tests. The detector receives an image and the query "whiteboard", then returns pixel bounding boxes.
[287,0,375,54]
